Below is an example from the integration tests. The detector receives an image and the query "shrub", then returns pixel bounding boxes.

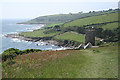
[2,48,42,61]
[95,40,104,46]
[7,60,16,65]
[22,49,42,54]
[2,48,22,61]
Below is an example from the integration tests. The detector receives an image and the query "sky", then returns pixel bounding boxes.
[0,0,119,19]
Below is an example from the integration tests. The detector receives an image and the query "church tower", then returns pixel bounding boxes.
[85,27,95,46]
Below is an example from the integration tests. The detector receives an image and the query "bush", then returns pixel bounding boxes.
[7,60,16,65]
[22,49,42,54]
[2,48,42,61]
[95,40,104,46]
[2,48,22,61]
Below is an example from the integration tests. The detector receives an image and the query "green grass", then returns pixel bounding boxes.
[19,11,119,41]
[63,12,118,27]
[20,29,60,38]
[101,22,118,30]
[44,23,64,28]
[20,9,118,25]
[2,45,118,78]
[53,32,85,43]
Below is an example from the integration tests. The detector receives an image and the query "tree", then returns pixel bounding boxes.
[95,28,103,38]
[54,25,60,31]
[89,11,92,13]
[22,49,42,54]
[79,11,83,14]
[69,13,72,15]
[108,9,112,11]
[54,25,60,28]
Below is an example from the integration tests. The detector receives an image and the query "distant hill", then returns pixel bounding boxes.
[19,9,118,25]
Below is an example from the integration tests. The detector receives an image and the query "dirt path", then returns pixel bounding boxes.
[77,47,118,78]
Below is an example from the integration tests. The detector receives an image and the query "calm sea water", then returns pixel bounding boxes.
[1,19,64,53]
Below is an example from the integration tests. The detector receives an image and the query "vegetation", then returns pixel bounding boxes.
[2,48,22,61]
[2,9,119,78]
[2,48,42,61]
[62,12,118,27]
[101,22,118,30]
[2,44,118,78]
[22,49,42,54]
[20,9,118,25]
[44,23,63,28]
[53,32,85,43]
[20,9,119,45]
[94,27,119,42]
[20,29,60,38]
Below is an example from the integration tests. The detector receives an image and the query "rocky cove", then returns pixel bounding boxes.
[4,33,81,49]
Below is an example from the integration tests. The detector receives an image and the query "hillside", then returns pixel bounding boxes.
[2,44,118,78]
[2,9,119,79]
[19,9,119,46]
[62,12,119,28]
[20,29,60,38]
[53,32,85,43]
[19,9,118,26]
[101,22,118,30]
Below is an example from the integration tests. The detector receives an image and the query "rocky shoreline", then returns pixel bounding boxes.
[4,33,76,49]
[4,23,80,50]
[4,34,61,47]
[4,33,98,50]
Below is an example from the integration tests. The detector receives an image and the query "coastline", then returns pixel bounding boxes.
[4,34,73,49]
[5,32,77,51]
[17,22,46,25]
[6,33,57,43]
[3,23,75,50]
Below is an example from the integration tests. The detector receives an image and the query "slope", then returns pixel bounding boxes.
[20,9,118,26]
[62,12,119,28]
[2,45,118,78]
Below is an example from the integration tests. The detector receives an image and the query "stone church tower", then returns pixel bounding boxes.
[85,30,95,46]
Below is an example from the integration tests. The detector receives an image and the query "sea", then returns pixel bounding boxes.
[1,19,65,53]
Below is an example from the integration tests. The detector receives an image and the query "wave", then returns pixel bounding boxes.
[35,42,47,46]
[56,47,67,50]
[7,32,18,34]
[45,47,68,50]
[12,38,21,42]
[16,30,24,32]
[25,26,42,31]
[0,34,4,37]
[2,32,18,38]
[27,30,34,32]
[1,34,6,38]
[51,45,55,46]
[46,47,53,50]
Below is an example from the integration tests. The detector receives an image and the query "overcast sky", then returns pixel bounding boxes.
[0,0,119,19]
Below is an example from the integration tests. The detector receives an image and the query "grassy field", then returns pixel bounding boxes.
[20,29,60,38]
[101,22,118,30]
[2,45,118,78]
[44,23,63,28]
[54,32,85,43]
[19,11,119,43]
[21,9,118,24]
[62,12,118,27]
